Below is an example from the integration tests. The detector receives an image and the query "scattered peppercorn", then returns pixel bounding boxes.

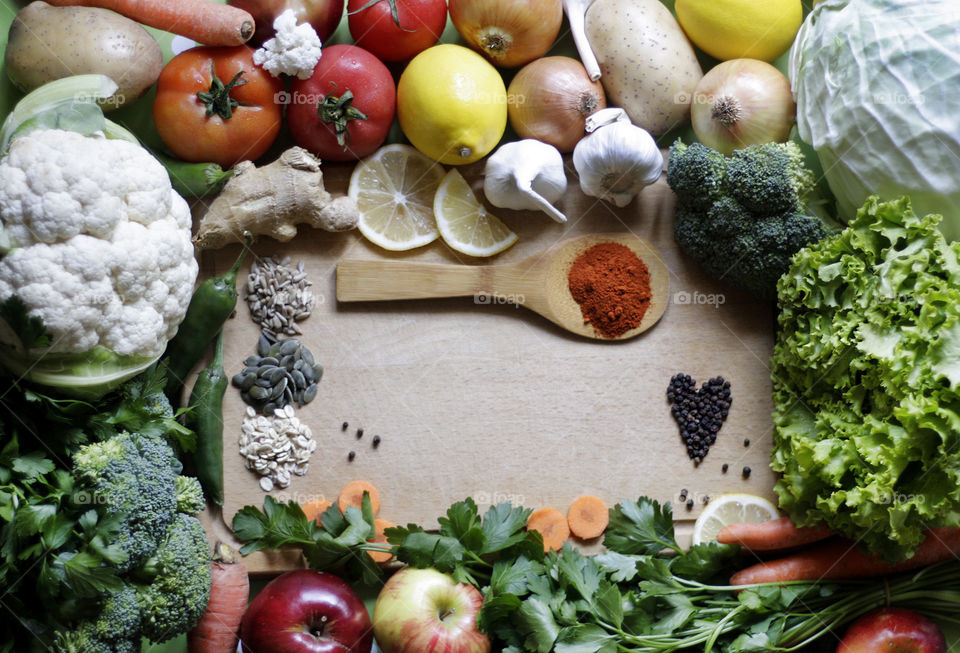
[743,438,750,447]
[742,466,752,478]
[342,421,348,431]
[356,428,364,439]
[702,496,710,505]
[686,499,694,509]
[722,463,729,473]
[372,435,381,448]
[348,451,356,461]
[666,373,732,461]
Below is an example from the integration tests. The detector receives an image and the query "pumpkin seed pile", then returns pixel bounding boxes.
[245,255,316,340]
[232,335,323,414]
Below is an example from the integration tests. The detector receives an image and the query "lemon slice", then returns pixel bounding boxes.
[349,144,446,251]
[691,493,779,546]
[434,169,518,257]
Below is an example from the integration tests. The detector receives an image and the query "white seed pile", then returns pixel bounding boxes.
[239,405,317,492]
[245,256,316,339]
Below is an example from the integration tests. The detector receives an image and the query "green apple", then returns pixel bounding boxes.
[372,567,490,653]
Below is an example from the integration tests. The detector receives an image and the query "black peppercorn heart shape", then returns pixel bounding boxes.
[666,374,732,464]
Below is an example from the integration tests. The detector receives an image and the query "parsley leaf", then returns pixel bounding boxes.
[11,452,55,479]
[603,497,679,555]
[0,296,51,349]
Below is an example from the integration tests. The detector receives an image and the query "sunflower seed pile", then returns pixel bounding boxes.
[245,256,316,340]
[232,336,323,414]
[239,405,316,492]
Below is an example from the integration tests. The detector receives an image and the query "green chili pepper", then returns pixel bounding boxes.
[187,330,227,506]
[164,233,250,406]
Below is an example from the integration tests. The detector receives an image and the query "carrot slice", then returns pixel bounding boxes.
[338,480,381,515]
[300,498,333,525]
[567,495,609,540]
[527,507,570,552]
[717,517,833,551]
[367,518,395,564]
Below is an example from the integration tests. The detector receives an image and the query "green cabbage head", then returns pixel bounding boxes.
[790,0,960,240]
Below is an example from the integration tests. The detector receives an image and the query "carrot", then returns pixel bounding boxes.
[717,517,834,551]
[187,542,249,653]
[567,495,609,540]
[730,527,960,585]
[338,480,381,515]
[527,507,571,552]
[43,0,255,46]
[367,518,395,564]
[300,498,333,525]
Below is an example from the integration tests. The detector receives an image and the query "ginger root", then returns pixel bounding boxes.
[194,147,359,249]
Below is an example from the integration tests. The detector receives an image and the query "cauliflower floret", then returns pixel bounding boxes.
[0,131,176,246]
[253,9,323,80]
[0,129,198,361]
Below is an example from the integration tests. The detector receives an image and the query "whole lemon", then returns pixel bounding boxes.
[675,0,802,62]
[397,44,507,165]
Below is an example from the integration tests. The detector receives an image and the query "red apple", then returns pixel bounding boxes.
[240,569,373,653]
[837,608,947,653]
[228,0,345,46]
[372,567,490,653]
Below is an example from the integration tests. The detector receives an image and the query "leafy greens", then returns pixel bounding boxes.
[772,196,960,561]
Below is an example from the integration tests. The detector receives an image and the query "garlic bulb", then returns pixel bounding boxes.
[572,107,663,207]
[483,139,568,222]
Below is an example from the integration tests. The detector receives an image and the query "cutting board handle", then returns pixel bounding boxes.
[337,259,493,302]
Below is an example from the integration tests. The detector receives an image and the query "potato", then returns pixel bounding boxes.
[4,1,163,110]
[586,0,703,136]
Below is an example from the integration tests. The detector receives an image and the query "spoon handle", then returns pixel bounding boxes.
[336,259,492,301]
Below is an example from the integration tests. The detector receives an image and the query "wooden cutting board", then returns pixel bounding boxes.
[201,156,777,574]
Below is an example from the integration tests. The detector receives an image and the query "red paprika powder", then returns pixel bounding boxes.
[567,242,652,338]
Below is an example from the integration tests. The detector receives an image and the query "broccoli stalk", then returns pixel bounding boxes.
[666,140,829,300]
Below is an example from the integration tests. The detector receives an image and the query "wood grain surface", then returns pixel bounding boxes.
[200,154,777,574]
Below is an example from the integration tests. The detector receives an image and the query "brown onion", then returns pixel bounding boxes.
[507,56,607,153]
[691,58,795,155]
[449,0,563,68]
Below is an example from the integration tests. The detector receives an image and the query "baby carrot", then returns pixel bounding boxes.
[730,527,960,585]
[44,0,255,46]
[187,543,249,653]
[717,517,833,551]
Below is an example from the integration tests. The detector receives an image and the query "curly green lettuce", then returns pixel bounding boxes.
[772,195,960,561]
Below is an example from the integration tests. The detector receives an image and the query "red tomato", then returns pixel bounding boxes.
[153,46,284,169]
[347,0,448,62]
[287,45,397,161]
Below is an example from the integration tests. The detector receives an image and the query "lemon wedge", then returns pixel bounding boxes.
[433,169,518,257]
[349,144,445,251]
[691,493,779,546]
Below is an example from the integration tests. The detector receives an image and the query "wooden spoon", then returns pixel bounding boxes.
[336,233,669,340]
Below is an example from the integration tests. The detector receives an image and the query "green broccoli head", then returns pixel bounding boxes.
[53,587,141,653]
[135,514,211,643]
[175,475,205,515]
[72,432,181,572]
[666,140,727,211]
[727,142,815,215]
[668,140,829,300]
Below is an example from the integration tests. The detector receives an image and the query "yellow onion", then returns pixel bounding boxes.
[508,56,606,153]
[449,0,563,68]
[691,58,795,155]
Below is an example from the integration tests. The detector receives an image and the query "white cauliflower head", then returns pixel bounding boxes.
[0,129,198,382]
